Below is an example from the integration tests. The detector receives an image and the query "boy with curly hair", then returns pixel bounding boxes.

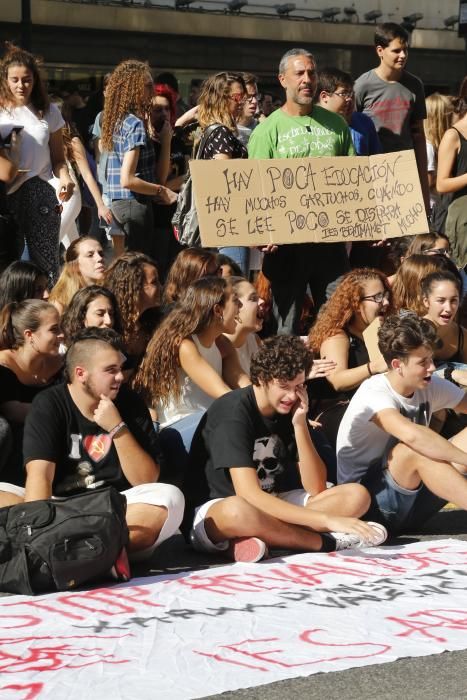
[184,335,387,563]
[337,313,467,533]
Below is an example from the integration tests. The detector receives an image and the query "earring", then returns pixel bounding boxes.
[219,313,224,323]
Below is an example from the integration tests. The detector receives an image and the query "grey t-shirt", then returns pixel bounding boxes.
[354,69,426,152]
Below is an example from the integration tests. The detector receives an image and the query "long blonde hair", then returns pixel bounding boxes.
[424,93,455,151]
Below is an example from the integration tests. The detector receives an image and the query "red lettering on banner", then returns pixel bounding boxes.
[0,616,41,629]
[0,683,44,700]
[3,586,163,622]
[388,608,467,643]
[0,636,131,673]
[194,630,390,670]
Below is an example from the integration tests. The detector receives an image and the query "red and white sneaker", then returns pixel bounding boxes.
[228,537,269,563]
[109,547,131,581]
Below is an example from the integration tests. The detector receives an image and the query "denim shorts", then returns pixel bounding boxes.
[362,467,422,532]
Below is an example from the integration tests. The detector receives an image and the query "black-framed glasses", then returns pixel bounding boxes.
[246,93,260,102]
[361,290,390,304]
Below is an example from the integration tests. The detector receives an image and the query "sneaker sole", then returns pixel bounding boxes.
[230,537,268,563]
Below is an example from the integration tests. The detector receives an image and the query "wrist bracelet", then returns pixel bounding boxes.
[367,362,373,377]
[108,421,127,440]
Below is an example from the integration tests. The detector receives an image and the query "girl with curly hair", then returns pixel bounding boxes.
[101,59,176,256]
[307,268,391,449]
[162,247,220,310]
[60,285,122,347]
[104,251,161,373]
[134,276,249,477]
[0,44,74,284]
[48,237,106,315]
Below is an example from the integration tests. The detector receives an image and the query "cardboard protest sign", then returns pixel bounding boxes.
[190,150,428,247]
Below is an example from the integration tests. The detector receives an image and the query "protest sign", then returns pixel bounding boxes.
[190,150,428,247]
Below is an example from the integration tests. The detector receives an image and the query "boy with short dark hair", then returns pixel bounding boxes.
[185,335,387,563]
[0,328,185,560]
[354,22,429,210]
[337,313,467,533]
[316,66,381,156]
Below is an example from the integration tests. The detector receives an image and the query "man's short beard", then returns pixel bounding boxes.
[82,377,101,403]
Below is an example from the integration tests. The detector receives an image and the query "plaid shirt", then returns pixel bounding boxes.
[106,113,156,201]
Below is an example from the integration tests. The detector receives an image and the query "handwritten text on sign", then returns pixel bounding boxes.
[190,150,428,247]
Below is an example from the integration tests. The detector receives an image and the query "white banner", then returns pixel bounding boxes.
[1,539,467,699]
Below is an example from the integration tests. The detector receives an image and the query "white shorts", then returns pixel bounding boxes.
[190,488,310,554]
[0,481,185,562]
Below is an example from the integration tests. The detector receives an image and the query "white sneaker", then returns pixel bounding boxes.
[330,521,388,551]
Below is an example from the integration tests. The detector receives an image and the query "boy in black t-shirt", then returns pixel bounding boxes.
[186,336,387,563]
[0,329,184,560]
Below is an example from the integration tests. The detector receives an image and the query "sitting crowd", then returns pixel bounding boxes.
[1,233,467,568]
[1,35,467,573]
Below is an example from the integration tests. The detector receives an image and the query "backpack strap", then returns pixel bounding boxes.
[195,123,223,160]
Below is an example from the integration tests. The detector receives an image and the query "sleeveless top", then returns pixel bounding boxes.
[235,334,260,375]
[451,127,467,202]
[434,324,464,366]
[157,334,223,428]
[308,330,369,402]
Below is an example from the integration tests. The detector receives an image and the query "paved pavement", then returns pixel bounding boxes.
[138,507,467,700]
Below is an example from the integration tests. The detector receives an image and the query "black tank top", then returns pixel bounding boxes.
[451,127,467,201]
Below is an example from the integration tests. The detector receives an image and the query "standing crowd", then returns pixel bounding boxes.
[0,22,467,569]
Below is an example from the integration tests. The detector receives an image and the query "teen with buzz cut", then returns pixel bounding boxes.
[337,313,467,533]
[184,335,387,563]
[0,327,185,560]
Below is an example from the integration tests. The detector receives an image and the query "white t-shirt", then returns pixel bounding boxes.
[336,373,464,484]
[0,103,64,194]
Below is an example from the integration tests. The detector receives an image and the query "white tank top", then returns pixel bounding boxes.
[235,334,260,375]
[157,334,223,428]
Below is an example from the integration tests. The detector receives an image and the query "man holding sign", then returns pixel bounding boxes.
[248,48,355,334]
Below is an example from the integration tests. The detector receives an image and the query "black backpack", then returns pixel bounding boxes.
[0,486,129,595]
[171,123,222,248]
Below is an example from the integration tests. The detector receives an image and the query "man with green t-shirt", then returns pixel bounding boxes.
[248,48,355,335]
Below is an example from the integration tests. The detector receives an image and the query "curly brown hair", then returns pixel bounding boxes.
[198,72,246,132]
[163,247,218,306]
[0,43,49,113]
[250,335,313,386]
[308,268,391,353]
[133,276,229,406]
[101,59,152,151]
[104,251,159,346]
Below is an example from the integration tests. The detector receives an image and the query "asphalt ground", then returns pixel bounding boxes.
[137,507,467,700]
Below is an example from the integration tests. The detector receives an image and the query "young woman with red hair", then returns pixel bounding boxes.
[307,268,391,450]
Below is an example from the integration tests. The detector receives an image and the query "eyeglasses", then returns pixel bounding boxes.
[246,93,260,102]
[361,290,390,304]
[229,93,247,104]
[331,91,354,100]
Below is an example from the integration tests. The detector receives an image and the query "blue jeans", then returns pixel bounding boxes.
[218,246,250,277]
[159,411,205,485]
